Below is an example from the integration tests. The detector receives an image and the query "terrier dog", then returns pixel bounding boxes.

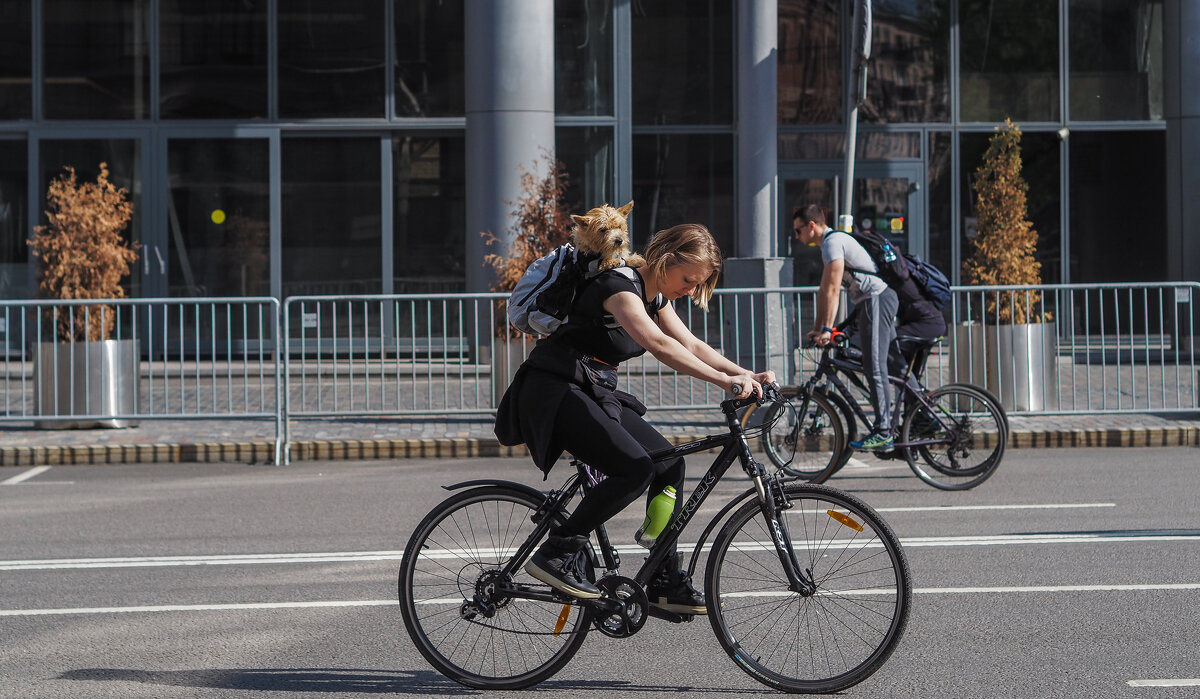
[570,201,645,272]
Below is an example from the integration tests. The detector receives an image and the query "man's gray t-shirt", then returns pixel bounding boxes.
[820,230,888,303]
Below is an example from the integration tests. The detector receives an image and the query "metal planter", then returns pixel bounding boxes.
[950,321,1058,412]
[35,339,140,429]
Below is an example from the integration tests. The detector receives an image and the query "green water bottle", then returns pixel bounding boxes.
[635,486,677,548]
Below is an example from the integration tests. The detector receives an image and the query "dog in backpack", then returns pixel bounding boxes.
[570,201,644,273]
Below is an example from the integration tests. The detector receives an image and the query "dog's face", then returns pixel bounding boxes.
[571,201,634,258]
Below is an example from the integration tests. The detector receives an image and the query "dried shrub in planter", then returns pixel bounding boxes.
[27,163,139,342]
[962,119,1049,325]
[480,153,575,337]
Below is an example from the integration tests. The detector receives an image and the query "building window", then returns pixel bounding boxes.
[632,133,733,255]
[278,1,385,118]
[555,0,613,116]
[44,0,151,120]
[0,140,28,299]
[392,135,466,292]
[167,139,269,297]
[160,0,268,119]
[0,0,31,119]
[632,0,732,125]
[928,131,953,278]
[395,0,464,117]
[556,127,614,219]
[778,0,841,125]
[1069,130,1164,281]
[960,0,1060,123]
[1069,0,1164,121]
[863,0,950,124]
[281,137,381,297]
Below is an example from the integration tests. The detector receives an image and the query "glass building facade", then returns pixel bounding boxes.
[0,0,1188,303]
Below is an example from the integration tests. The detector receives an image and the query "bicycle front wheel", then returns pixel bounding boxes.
[901,383,1007,490]
[762,390,844,483]
[398,485,590,690]
[706,483,911,694]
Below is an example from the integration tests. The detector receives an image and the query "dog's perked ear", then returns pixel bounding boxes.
[616,201,634,217]
[571,214,591,228]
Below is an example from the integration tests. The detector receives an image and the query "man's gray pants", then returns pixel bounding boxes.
[857,289,898,433]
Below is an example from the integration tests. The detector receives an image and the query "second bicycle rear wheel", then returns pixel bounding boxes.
[901,383,1007,490]
[706,483,911,694]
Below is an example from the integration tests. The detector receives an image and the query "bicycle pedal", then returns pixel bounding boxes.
[647,606,693,624]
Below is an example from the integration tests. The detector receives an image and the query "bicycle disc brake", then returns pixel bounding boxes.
[588,575,648,638]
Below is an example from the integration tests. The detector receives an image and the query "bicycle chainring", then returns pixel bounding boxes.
[589,575,648,638]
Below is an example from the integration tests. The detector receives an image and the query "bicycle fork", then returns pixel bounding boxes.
[750,466,818,597]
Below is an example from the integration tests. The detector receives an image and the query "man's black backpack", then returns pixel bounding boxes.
[844,229,950,310]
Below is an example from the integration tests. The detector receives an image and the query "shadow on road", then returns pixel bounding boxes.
[58,668,472,695]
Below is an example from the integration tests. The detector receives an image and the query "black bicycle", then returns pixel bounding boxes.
[749,333,1009,490]
[398,384,911,693]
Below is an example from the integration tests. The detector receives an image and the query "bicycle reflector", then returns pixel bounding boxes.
[826,510,864,532]
[553,604,571,636]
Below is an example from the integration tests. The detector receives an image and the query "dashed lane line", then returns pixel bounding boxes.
[1,466,51,485]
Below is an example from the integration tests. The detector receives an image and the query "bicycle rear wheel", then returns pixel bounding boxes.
[762,390,844,483]
[706,483,911,694]
[901,383,1007,490]
[398,485,590,689]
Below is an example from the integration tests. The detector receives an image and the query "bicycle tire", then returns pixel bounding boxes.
[816,387,858,472]
[762,390,844,483]
[398,485,591,689]
[706,482,911,694]
[901,383,1007,490]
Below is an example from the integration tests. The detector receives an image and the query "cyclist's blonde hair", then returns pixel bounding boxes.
[644,223,722,310]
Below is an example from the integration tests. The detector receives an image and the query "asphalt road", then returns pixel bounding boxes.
[2,446,1199,698]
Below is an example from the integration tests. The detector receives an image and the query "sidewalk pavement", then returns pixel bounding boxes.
[1,410,1198,466]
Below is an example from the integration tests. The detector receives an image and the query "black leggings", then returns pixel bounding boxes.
[551,385,685,538]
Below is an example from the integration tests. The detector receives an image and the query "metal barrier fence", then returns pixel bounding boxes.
[0,297,283,463]
[1,283,1196,464]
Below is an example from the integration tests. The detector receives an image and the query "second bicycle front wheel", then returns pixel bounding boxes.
[762,390,844,482]
[706,483,911,694]
[398,485,591,690]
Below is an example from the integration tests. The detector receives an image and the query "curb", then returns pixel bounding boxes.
[0,427,1197,466]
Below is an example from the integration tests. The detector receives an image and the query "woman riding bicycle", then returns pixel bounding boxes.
[494,222,775,613]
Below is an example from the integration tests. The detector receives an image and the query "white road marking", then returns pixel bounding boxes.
[1128,679,1200,687]
[875,502,1115,513]
[2,526,1196,571]
[5,582,1200,617]
[1,466,51,485]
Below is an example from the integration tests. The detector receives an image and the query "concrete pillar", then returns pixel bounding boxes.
[464,0,555,294]
[1164,0,1200,282]
[725,0,792,378]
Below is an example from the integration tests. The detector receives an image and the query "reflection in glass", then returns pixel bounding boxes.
[392,135,466,292]
[167,139,269,297]
[0,140,29,299]
[395,0,464,117]
[632,0,732,125]
[863,0,949,124]
[632,134,733,254]
[778,0,840,125]
[783,177,834,285]
[961,131,1060,283]
[279,1,385,118]
[960,0,1059,122]
[160,0,267,119]
[928,132,953,280]
[556,127,614,220]
[778,132,921,160]
[556,0,613,116]
[44,0,151,120]
[0,0,31,119]
[1069,0,1163,121]
[1069,131,1164,282]
[282,138,381,297]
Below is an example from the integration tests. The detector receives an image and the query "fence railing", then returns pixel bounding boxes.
[2,282,1196,463]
